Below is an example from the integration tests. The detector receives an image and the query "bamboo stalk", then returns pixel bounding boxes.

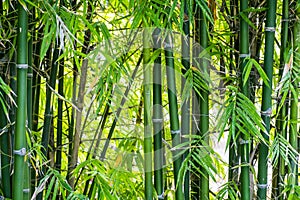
[165,32,184,200]
[24,25,33,200]
[239,0,250,199]
[67,0,79,182]
[272,0,288,198]
[55,0,65,174]
[181,0,190,198]
[191,3,201,197]
[289,0,300,186]
[199,2,210,199]
[13,2,28,199]
[40,46,59,160]
[0,87,11,198]
[143,26,153,200]
[56,59,64,172]
[228,0,240,185]
[257,0,277,199]
[152,28,164,198]
[68,1,92,187]
[69,58,88,188]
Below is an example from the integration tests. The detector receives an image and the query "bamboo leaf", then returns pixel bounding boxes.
[52,170,72,192]
[45,176,56,199]
[251,58,270,87]
[40,19,56,61]
[194,0,214,24]
[240,12,256,30]
[242,58,252,86]
[52,181,59,200]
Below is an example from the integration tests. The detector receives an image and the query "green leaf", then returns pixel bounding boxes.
[194,0,214,24]
[251,58,270,87]
[242,58,252,86]
[45,176,56,199]
[240,12,256,30]
[52,169,72,192]
[40,19,56,61]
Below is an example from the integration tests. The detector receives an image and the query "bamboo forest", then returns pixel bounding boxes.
[1,0,300,199]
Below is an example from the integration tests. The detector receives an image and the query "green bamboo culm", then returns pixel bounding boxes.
[143,24,153,200]
[0,91,11,198]
[228,0,239,185]
[13,2,28,200]
[40,46,59,159]
[37,45,59,200]
[257,0,277,199]
[165,32,184,200]
[152,28,164,198]
[192,2,201,197]
[239,0,250,199]
[56,59,64,172]
[289,0,300,186]
[181,0,190,199]
[56,0,65,173]
[24,29,33,200]
[199,2,210,199]
[272,0,288,198]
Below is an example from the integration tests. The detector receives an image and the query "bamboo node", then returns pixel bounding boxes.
[158,192,165,199]
[257,183,268,189]
[23,188,30,193]
[171,130,180,135]
[261,107,272,116]
[152,118,163,123]
[13,147,26,156]
[16,64,28,69]
[239,54,250,58]
[27,73,33,78]
[265,27,276,32]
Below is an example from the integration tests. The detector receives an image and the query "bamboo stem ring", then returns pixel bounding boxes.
[265,27,276,32]
[13,148,26,156]
[257,183,268,189]
[16,64,28,69]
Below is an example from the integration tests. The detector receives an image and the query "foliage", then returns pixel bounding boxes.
[0,0,299,199]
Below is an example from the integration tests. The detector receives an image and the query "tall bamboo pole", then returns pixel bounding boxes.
[24,24,33,200]
[165,32,184,200]
[56,0,65,174]
[56,59,64,172]
[0,43,12,198]
[13,2,28,199]
[191,2,201,197]
[181,0,190,199]
[272,0,288,198]
[228,0,240,185]
[143,25,153,200]
[68,1,92,187]
[40,46,59,160]
[239,0,250,199]
[289,0,300,186]
[0,89,11,198]
[257,0,277,199]
[67,0,79,182]
[199,2,210,199]
[152,28,164,198]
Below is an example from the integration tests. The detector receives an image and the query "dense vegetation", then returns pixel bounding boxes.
[0,0,299,199]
